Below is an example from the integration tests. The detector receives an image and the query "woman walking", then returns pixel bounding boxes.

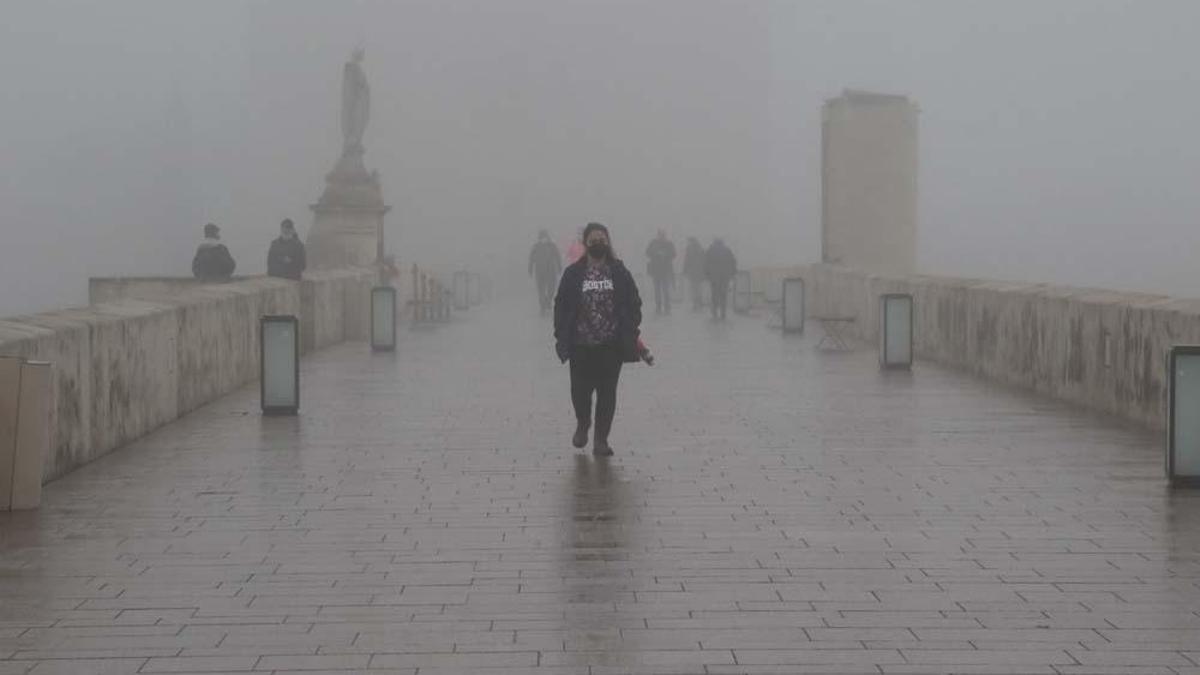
[553,223,643,456]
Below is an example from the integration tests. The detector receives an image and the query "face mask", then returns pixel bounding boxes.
[587,243,609,259]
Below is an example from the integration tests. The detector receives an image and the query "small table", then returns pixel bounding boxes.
[812,315,856,350]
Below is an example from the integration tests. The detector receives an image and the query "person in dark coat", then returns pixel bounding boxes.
[267,219,307,280]
[192,223,236,282]
[705,238,737,320]
[682,236,706,311]
[644,229,676,315]
[553,222,643,457]
[528,229,563,315]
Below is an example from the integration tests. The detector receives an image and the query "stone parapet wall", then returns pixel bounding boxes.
[1,269,376,481]
[770,263,1191,431]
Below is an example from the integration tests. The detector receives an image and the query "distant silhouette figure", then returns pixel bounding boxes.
[705,238,737,320]
[682,237,706,311]
[267,219,307,280]
[192,223,236,282]
[645,229,676,315]
[528,229,563,315]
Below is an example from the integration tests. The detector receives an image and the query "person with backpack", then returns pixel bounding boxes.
[553,222,643,457]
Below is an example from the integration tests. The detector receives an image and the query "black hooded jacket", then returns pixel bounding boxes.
[528,239,562,280]
[192,240,236,282]
[267,236,307,280]
[553,256,643,363]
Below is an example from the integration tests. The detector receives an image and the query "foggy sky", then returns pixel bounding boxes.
[2,0,1199,316]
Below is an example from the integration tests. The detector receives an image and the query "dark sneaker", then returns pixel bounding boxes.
[593,440,614,457]
[572,424,590,449]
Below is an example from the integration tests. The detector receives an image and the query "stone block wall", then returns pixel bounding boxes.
[781,263,1192,431]
[0,269,375,481]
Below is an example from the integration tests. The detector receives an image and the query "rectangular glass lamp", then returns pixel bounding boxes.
[261,315,299,415]
[453,271,470,311]
[880,294,913,370]
[782,277,805,334]
[371,286,397,351]
[1169,346,1200,484]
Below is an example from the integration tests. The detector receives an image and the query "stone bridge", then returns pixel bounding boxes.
[1,270,1198,675]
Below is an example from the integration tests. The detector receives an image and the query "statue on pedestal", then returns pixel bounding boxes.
[341,47,370,157]
[307,47,390,270]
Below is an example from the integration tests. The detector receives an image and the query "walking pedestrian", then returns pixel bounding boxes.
[528,229,563,315]
[645,229,676,315]
[682,236,706,311]
[705,238,737,320]
[553,223,643,457]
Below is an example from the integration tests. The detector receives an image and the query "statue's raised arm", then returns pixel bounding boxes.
[341,48,370,154]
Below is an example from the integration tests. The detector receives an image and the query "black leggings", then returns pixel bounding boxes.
[653,275,672,312]
[536,274,556,312]
[711,279,730,317]
[569,345,623,441]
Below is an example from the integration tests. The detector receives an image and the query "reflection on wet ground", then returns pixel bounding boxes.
[1,300,1198,674]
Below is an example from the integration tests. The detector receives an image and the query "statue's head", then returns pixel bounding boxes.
[352,47,366,64]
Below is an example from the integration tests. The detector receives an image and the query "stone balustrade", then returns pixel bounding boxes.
[0,268,377,481]
[754,263,1193,431]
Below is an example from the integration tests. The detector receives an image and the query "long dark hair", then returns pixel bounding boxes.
[581,222,618,262]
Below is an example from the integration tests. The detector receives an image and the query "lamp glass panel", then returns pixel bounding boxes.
[884,296,912,365]
[262,320,297,408]
[372,288,395,347]
[783,279,804,332]
[1173,352,1200,476]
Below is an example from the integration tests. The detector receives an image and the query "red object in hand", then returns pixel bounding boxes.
[637,337,655,366]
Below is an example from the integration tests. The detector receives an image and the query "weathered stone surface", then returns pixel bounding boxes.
[0,299,1195,673]
[0,270,375,481]
[768,263,1192,431]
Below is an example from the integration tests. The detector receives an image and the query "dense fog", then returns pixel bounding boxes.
[2,0,1198,316]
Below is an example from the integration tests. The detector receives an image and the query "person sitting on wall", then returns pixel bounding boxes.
[267,218,307,280]
[192,223,236,282]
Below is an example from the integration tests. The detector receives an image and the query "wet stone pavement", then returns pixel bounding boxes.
[2,298,1200,675]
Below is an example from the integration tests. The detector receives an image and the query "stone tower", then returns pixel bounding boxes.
[821,89,919,276]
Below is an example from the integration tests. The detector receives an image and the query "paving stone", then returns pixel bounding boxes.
[25,660,148,675]
[1,301,1197,673]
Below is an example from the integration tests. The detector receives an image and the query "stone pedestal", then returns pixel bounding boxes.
[0,356,50,510]
[306,146,390,270]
